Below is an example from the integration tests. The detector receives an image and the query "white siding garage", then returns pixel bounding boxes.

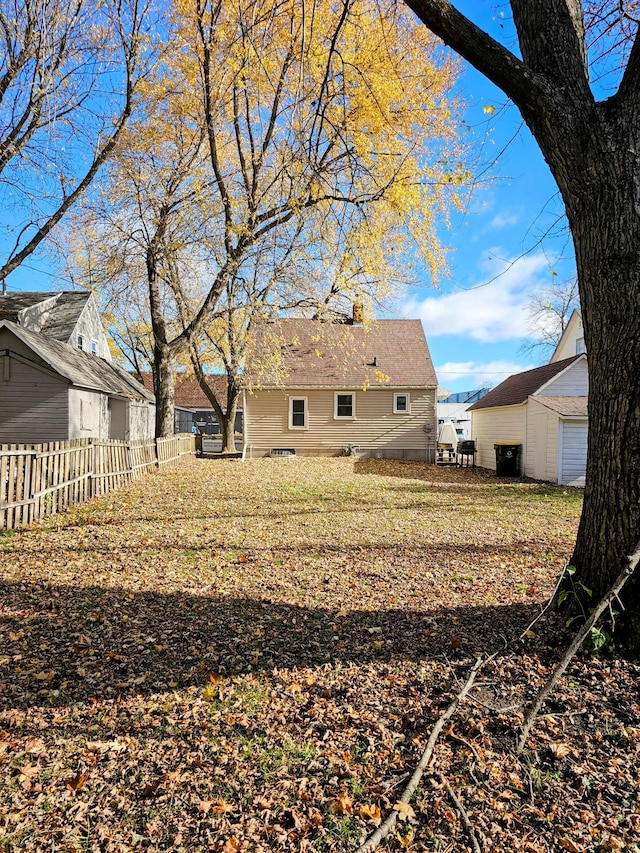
[469,356,588,485]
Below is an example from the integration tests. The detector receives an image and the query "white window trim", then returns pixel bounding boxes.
[90,339,99,355]
[288,396,308,430]
[393,392,410,414]
[77,334,84,350]
[334,391,356,419]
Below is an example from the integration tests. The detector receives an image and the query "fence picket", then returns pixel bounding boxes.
[0,435,195,530]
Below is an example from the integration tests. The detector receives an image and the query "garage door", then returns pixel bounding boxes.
[560,419,588,485]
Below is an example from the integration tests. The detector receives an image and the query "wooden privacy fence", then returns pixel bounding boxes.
[1,434,195,531]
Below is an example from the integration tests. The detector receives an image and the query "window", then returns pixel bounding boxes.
[289,396,308,429]
[91,339,99,355]
[77,334,84,350]
[393,393,410,414]
[576,337,585,354]
[334,392,355,419]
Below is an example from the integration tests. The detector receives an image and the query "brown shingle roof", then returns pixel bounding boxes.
[244,318,436,388]
[530,395,588,417]
[468,355,583,411]
[140,373,241,410]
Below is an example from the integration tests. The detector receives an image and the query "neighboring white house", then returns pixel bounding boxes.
[551,308,585,362]
[468,354,588,485]
[242,316,438,460]
[0,293,155,443]
[0,291,112,360]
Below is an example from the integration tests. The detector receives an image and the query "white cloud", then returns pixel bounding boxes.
[435,359,536,388]
[404,251,551,343]
[487,210,520,230]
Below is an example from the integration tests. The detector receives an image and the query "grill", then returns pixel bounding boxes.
[456,439,476,468]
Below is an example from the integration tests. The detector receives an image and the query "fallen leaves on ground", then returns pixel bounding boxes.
[0,457,638,851]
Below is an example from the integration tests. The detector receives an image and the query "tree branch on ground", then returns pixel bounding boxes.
[517,541,640,753]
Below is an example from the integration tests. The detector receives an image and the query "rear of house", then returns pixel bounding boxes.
[243,317,438,459]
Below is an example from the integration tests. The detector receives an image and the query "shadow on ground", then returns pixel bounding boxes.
[0,580,554,711]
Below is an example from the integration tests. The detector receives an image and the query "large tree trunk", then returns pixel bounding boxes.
[220,406,237,454]
[402,0,640,654]
[220,379,242,454]
[153,346,176,438]
[564,159,640,652]
[509,23,640,654]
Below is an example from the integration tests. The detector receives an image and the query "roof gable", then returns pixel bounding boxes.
[245,318,437,388]
[550,308,584,362]
[469,355,584,411]
[0,320,154,401]
[0,291,92,343]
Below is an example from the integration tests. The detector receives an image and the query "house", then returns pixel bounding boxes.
[0,291,112,360]
[242,317,438,459]
[550,308,585,362]
[468,354,588,484]
[0,292,155,443]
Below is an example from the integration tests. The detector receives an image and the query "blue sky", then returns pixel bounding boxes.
[3,2,575,395]
[398,2,576,394]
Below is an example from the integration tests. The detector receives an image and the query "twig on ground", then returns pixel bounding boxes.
[446,728,482,764]
[517,542,640,753]
[379,772,410,793]
[356,656,487,853]
[519,559,571,639]
[438,772,483,853]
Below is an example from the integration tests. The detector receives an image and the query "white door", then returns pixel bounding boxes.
[559,419,588,484]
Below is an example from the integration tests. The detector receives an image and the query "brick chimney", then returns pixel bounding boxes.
[352,297,364,325]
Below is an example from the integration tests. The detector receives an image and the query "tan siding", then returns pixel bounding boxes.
[244,387,436,458]
[0,356,69,442]
[525,398,559,482]
[470,405,525,470]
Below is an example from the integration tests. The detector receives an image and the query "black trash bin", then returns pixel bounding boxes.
[494,442,521,476]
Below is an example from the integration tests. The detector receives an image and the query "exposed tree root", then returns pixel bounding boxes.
[517,542,640,753]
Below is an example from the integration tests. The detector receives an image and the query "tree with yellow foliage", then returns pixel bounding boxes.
[64,0,468,436]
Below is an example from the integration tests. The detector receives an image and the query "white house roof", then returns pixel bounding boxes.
[0,320,154,402]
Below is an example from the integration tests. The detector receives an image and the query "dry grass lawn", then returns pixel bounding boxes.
[1,457,638,852]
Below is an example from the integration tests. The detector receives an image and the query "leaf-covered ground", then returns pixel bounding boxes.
[1,457,638,852]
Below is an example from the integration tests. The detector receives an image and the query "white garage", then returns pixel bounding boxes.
[469,355,588,485]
